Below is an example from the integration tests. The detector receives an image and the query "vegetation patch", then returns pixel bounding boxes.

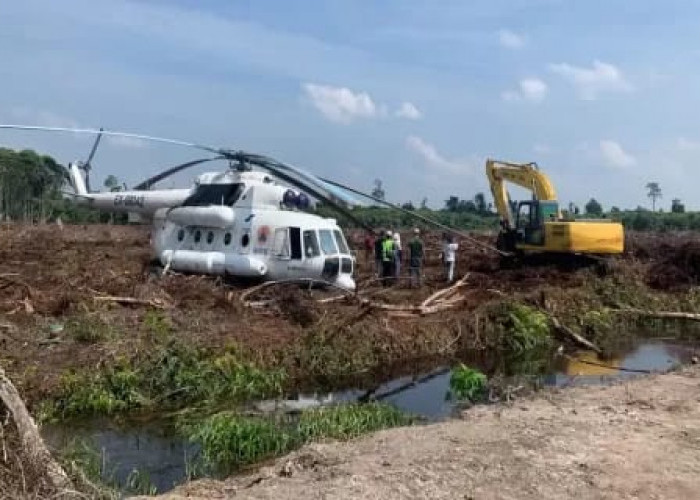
[40,341,285,422]
[496,302,553,354]
[182,403,416,473]
[297,402,415,441]
[446,364,487,402]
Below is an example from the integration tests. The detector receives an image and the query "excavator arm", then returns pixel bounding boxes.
[485,158,559,229]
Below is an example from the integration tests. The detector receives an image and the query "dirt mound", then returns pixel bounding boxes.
[647,240,700,290]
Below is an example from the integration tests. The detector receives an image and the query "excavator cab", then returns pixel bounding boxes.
[514,200,559,247]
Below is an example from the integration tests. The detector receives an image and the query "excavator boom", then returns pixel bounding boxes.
[485,158,559,229]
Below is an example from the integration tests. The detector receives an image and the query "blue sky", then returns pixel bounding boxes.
[1,0,700,210]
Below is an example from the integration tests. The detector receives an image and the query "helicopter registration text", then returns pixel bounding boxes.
[114,194,146,208]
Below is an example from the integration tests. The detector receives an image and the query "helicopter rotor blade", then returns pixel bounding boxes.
[252,162,373,232]
[318,177,509,256]
[132,156,225,190]
[0,124,220,155]
[85,127,104,167]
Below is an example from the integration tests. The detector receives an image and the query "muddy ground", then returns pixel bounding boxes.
[1,223,700,404]
[140,364,700,500]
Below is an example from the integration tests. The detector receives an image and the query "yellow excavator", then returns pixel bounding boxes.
[486,159,624,259]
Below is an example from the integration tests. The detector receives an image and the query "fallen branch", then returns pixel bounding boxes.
[549,315,602,354]
[0,365,72,491]
[613,308,700,322]
[92,296,170,309]
[420,273,470,309]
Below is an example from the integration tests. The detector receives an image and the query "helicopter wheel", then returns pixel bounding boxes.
[145,258,165,279]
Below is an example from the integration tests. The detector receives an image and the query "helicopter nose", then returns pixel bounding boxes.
[334,274,356,292]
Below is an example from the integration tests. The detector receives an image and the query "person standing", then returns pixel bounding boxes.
[382,231,396,286]
[392,229,402,280]
[408,228,424,288]
[374,230,385,278]
[443,235,459,283]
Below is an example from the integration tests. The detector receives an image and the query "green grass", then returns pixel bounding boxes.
[40,342,285,422]
[499,303,552,354]
[446,364,487,402]
[297,402,415,441]
[183,403,416,472]
[65,315,114,343]
[183,413,296,470]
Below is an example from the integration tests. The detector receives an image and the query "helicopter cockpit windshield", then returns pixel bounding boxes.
[182,183,244,207]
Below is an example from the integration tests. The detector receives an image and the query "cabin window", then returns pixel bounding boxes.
[224,232,232,245]
[303,230,320,258]
[182,183,245,207]
[177,229,185,242]
[333,230,349,254]
[241,233,250,247]
[289,227,302,260]
[194,230,202,243]
[206,231,214,244]
[272,228,290,258]
[319,229,338,255]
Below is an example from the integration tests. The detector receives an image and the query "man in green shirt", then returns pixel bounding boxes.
[408,228,424,288]
[381,231,396,286]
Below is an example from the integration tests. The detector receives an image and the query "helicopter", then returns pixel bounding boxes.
[0,124,373,291]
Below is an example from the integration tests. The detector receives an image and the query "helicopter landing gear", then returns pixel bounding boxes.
[145,258,165,279]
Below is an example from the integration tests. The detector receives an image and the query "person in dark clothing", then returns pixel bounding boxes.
[364,231,375,268]
[408,228,424,288]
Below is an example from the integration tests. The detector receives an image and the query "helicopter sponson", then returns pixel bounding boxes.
[148,169,356,291]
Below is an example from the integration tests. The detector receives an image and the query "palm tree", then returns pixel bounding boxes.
[646,182,662,211]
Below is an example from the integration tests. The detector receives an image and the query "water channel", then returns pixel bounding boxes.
[41,339,699,495]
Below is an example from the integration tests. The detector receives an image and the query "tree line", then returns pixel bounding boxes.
[0,146,695,232]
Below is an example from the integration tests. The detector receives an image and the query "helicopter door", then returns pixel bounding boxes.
[289,227,302,260]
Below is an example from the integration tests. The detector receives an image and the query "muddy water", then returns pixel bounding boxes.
[41,339,699,495]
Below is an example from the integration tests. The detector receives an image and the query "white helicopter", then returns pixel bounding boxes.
[0,124,374,291]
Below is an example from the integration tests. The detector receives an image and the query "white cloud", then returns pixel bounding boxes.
[498,29,526,49]
[676,137,700,151]
[302,83,378,124]
[406,135,472,174]
[533,143,551,154]
[549,60,632,100]
[600,140,636,168]
[502,78,548,103]
[395,101,422,120]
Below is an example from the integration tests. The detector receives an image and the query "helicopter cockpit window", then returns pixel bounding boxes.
[333,230,349,254]
[303,230,320,258]
[182,183,244,207]
[319,229,337,255]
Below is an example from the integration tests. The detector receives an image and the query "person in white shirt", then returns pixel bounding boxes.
[392,230,402,279]
[442,235,458,283]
